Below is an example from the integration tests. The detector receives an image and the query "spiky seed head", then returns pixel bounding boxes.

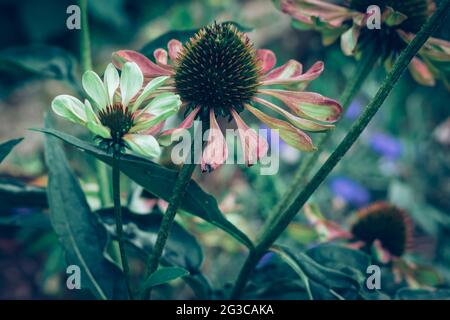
[98,103,135,151]
[174,22,261,120]
[351,202,413,256]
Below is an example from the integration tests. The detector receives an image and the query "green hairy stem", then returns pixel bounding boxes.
[230,0,450,299]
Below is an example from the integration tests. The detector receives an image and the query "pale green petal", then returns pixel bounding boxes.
[120,62,144,107]
[103,63,120,105]
[51,95,87,124]
[86,122,111,138]
[141,92,181,115]
[131,76,169,112]
[124,134,161,158]
[131,93,181,132]
[84,99,99,123]
[82,70,108,110]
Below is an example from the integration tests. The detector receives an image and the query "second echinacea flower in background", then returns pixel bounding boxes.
[113,22,343,172]
[51,62,182,158]
[277,0,450,88]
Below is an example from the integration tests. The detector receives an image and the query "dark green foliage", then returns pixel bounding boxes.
[0,138,23,163]
[35,128,253,248]
[44,129,128,299]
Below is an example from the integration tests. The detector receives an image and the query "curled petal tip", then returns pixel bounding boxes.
[112,50,173,78]
[257,49,277,74]
[201,110,228,173]
[168,39,183,61]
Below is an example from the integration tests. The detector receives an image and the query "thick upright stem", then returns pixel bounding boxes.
[112,151,134,299]
[142,161,197,299]
[79,0,112,207]
[260,46,379,238]
[230,0,450,299]
[142,123,205,299]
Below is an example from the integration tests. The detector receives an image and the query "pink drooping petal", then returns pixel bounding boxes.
[262,61,324,86]
[140,120,166,136]
[341,25,361,56]
[256,49,277,74]
[153,48,168,65]
[398,30,450,60]
[382,6,408,27]
[168,39,183,61]
[201,110,228,173]
[280,0,356,27]
[160,106,201,137]
[426,36,450,54]
[409,57,436,86]
[264,59,303,81]
[254,96,334,132]
[304,204,352,242]
[347,241,366,250]
[230,109,269,166]
[259,89,342,123]
[245,104,316,152]
[373,239,393,263]
[112,50,174,78]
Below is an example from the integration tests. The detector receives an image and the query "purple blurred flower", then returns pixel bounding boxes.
[329,176,370,207]
[345,99,364,120]
[369,133,402,160]
[256,252,275,269]
[9,207,34,216]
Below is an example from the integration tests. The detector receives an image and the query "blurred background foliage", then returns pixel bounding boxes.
[0,0,449,299]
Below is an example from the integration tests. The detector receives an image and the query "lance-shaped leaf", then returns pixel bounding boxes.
[142,267,189,289]
[0,138,23,163]
[34,128,253,249]
[44,132,127,300]
[270,245,361,300]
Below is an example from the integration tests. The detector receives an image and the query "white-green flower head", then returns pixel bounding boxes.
[51,62,182,158]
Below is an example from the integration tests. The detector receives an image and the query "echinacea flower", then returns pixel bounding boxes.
[51,62,182,158]
[305,201,413,259]
[305,202,439,286]
[277,0,450,88]
[113,22,342,172]
[351,202,414,258]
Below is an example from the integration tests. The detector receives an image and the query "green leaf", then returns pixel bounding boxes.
[270,246,314,300]
[34,128,253,248]
[306,244,371,275]
[140,21,252,58]
[0,46,80,96]
[306,245,375,298]
[0,138,23,163]
[270,245,361,300]
[44,130,127,300]
[142,266,189,289]
[97,207,203,271]
[0,178,48,209]
[97,207,211,298]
